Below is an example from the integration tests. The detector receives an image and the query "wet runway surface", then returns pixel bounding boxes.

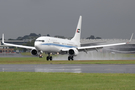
[0,64,135,73]
[0,53,135,73]
[1,53,135,60]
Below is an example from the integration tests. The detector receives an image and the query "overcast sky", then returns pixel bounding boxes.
[0,0,135,39]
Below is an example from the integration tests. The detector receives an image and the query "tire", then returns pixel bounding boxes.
[71,56,74,60]
[68,56,70,61]
[50,56,52,61]
[46,56,49,61]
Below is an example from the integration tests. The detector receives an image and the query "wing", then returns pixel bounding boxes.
[3,42,35,49]
[2,34,35,49]
[77,42,126,51]
[62,42,126,52]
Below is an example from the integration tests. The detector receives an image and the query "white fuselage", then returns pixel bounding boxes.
[34,36,79,53]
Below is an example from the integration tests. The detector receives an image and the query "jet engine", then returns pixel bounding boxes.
[30,49,38,56]
[69,48,79,56]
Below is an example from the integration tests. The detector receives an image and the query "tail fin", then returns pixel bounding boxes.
[71,16,82,46]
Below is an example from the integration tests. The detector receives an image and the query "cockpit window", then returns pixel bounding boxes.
[36,40,45,42]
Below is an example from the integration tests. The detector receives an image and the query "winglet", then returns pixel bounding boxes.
[129,33,134,42]
[127,33,134,44]
[2,34,4,44]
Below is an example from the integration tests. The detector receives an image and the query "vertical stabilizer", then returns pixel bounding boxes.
[71,16,82,46]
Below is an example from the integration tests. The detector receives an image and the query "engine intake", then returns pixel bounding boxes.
[69,48,79,56]
[31,49,38,56]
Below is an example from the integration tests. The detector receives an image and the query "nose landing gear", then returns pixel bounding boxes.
[46,53,52,61]
[39,54,43,58]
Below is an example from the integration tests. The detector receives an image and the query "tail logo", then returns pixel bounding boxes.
[77,29,80,33]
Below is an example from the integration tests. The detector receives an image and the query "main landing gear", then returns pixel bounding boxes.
[68,56,74,61]
[44,53,74,61]
[46,53,52,61]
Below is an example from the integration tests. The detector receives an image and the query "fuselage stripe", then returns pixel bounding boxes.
[41,43,76,48]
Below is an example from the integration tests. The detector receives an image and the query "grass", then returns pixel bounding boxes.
[0,72,135,90]
[0,57,135,64]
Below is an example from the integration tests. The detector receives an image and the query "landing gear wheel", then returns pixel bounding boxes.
[46,56,53,61]
[68,56,74,61]
[46,56,49,61]
[68,56,70,61]
[71,56,74,60]
[50,56,52,61]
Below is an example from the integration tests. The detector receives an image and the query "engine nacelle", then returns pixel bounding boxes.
[69,48,79,56]
[30,49,38,56]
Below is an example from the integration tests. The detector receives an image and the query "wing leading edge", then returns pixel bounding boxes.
[2,34,35,49]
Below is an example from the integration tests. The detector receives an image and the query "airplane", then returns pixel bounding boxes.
[1,16,134,61]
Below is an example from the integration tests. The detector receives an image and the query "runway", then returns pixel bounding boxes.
[0,53,135,73]
[0,64,135,73]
